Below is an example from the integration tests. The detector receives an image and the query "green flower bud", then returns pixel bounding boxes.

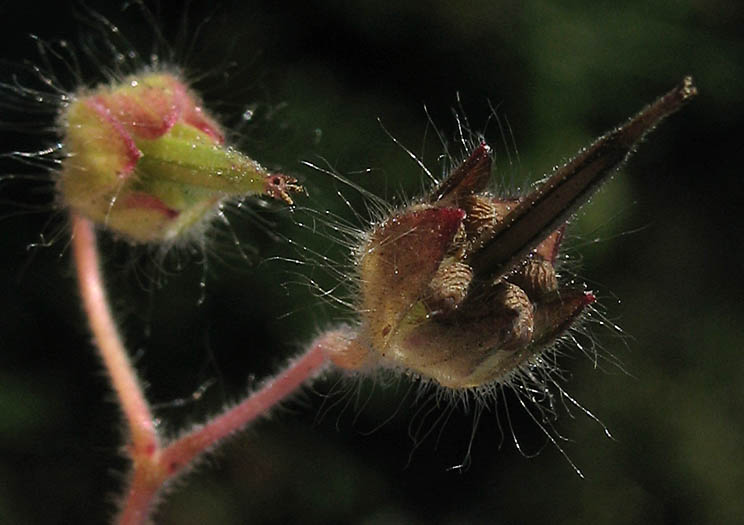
[58,72,300,242]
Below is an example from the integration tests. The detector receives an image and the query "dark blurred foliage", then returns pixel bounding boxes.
[0,1,742,523]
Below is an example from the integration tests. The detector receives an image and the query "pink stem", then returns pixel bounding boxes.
[117,340,330,523]
[117,466,163,525]
[71,214,159,454]
[161,338,330,476]
[72,212,339,523]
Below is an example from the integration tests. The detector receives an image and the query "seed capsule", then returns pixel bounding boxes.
[327,77,697,390]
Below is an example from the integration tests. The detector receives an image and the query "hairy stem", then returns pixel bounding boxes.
[72,214,160,454]
[72,214,338,524]
[116,337,332,523]
[160,337,331,477]
[117,465,165,525]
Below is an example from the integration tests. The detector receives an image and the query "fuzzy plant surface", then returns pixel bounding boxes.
[1,2,741,525]
[58,70,698,521]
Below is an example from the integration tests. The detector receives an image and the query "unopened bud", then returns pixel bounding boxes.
[58,72,301,242]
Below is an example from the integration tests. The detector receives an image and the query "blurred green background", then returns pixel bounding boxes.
[1,1,742,523]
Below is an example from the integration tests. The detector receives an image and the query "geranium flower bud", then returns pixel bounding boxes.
[58,72,301,242]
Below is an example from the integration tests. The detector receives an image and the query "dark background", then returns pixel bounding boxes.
[1,1,742,523]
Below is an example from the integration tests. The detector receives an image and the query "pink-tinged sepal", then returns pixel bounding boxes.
[84,98,143,177]
[168,75,225,144]
[93,77,180,140]
[531,289,594,347]
[430,142,492,203]
[360,207,465,350]
[122,192,179,220]
[534,225,565,264]
[59,97,143,222]
[91,73,225,143]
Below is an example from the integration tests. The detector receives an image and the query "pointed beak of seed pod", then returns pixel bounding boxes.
[321,78,697,390]
[349,144,595,389]
[344,78,697,389]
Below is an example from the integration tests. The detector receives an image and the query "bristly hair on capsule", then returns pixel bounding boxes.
[294,78,697,472]
[0,2,301,282]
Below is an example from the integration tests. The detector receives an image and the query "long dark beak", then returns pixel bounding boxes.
[469,76,698,282]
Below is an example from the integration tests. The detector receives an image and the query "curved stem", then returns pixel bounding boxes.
[119,338,331,523]
[72,212,341,524]
[71,214,159,454]
[161,338,330,476]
